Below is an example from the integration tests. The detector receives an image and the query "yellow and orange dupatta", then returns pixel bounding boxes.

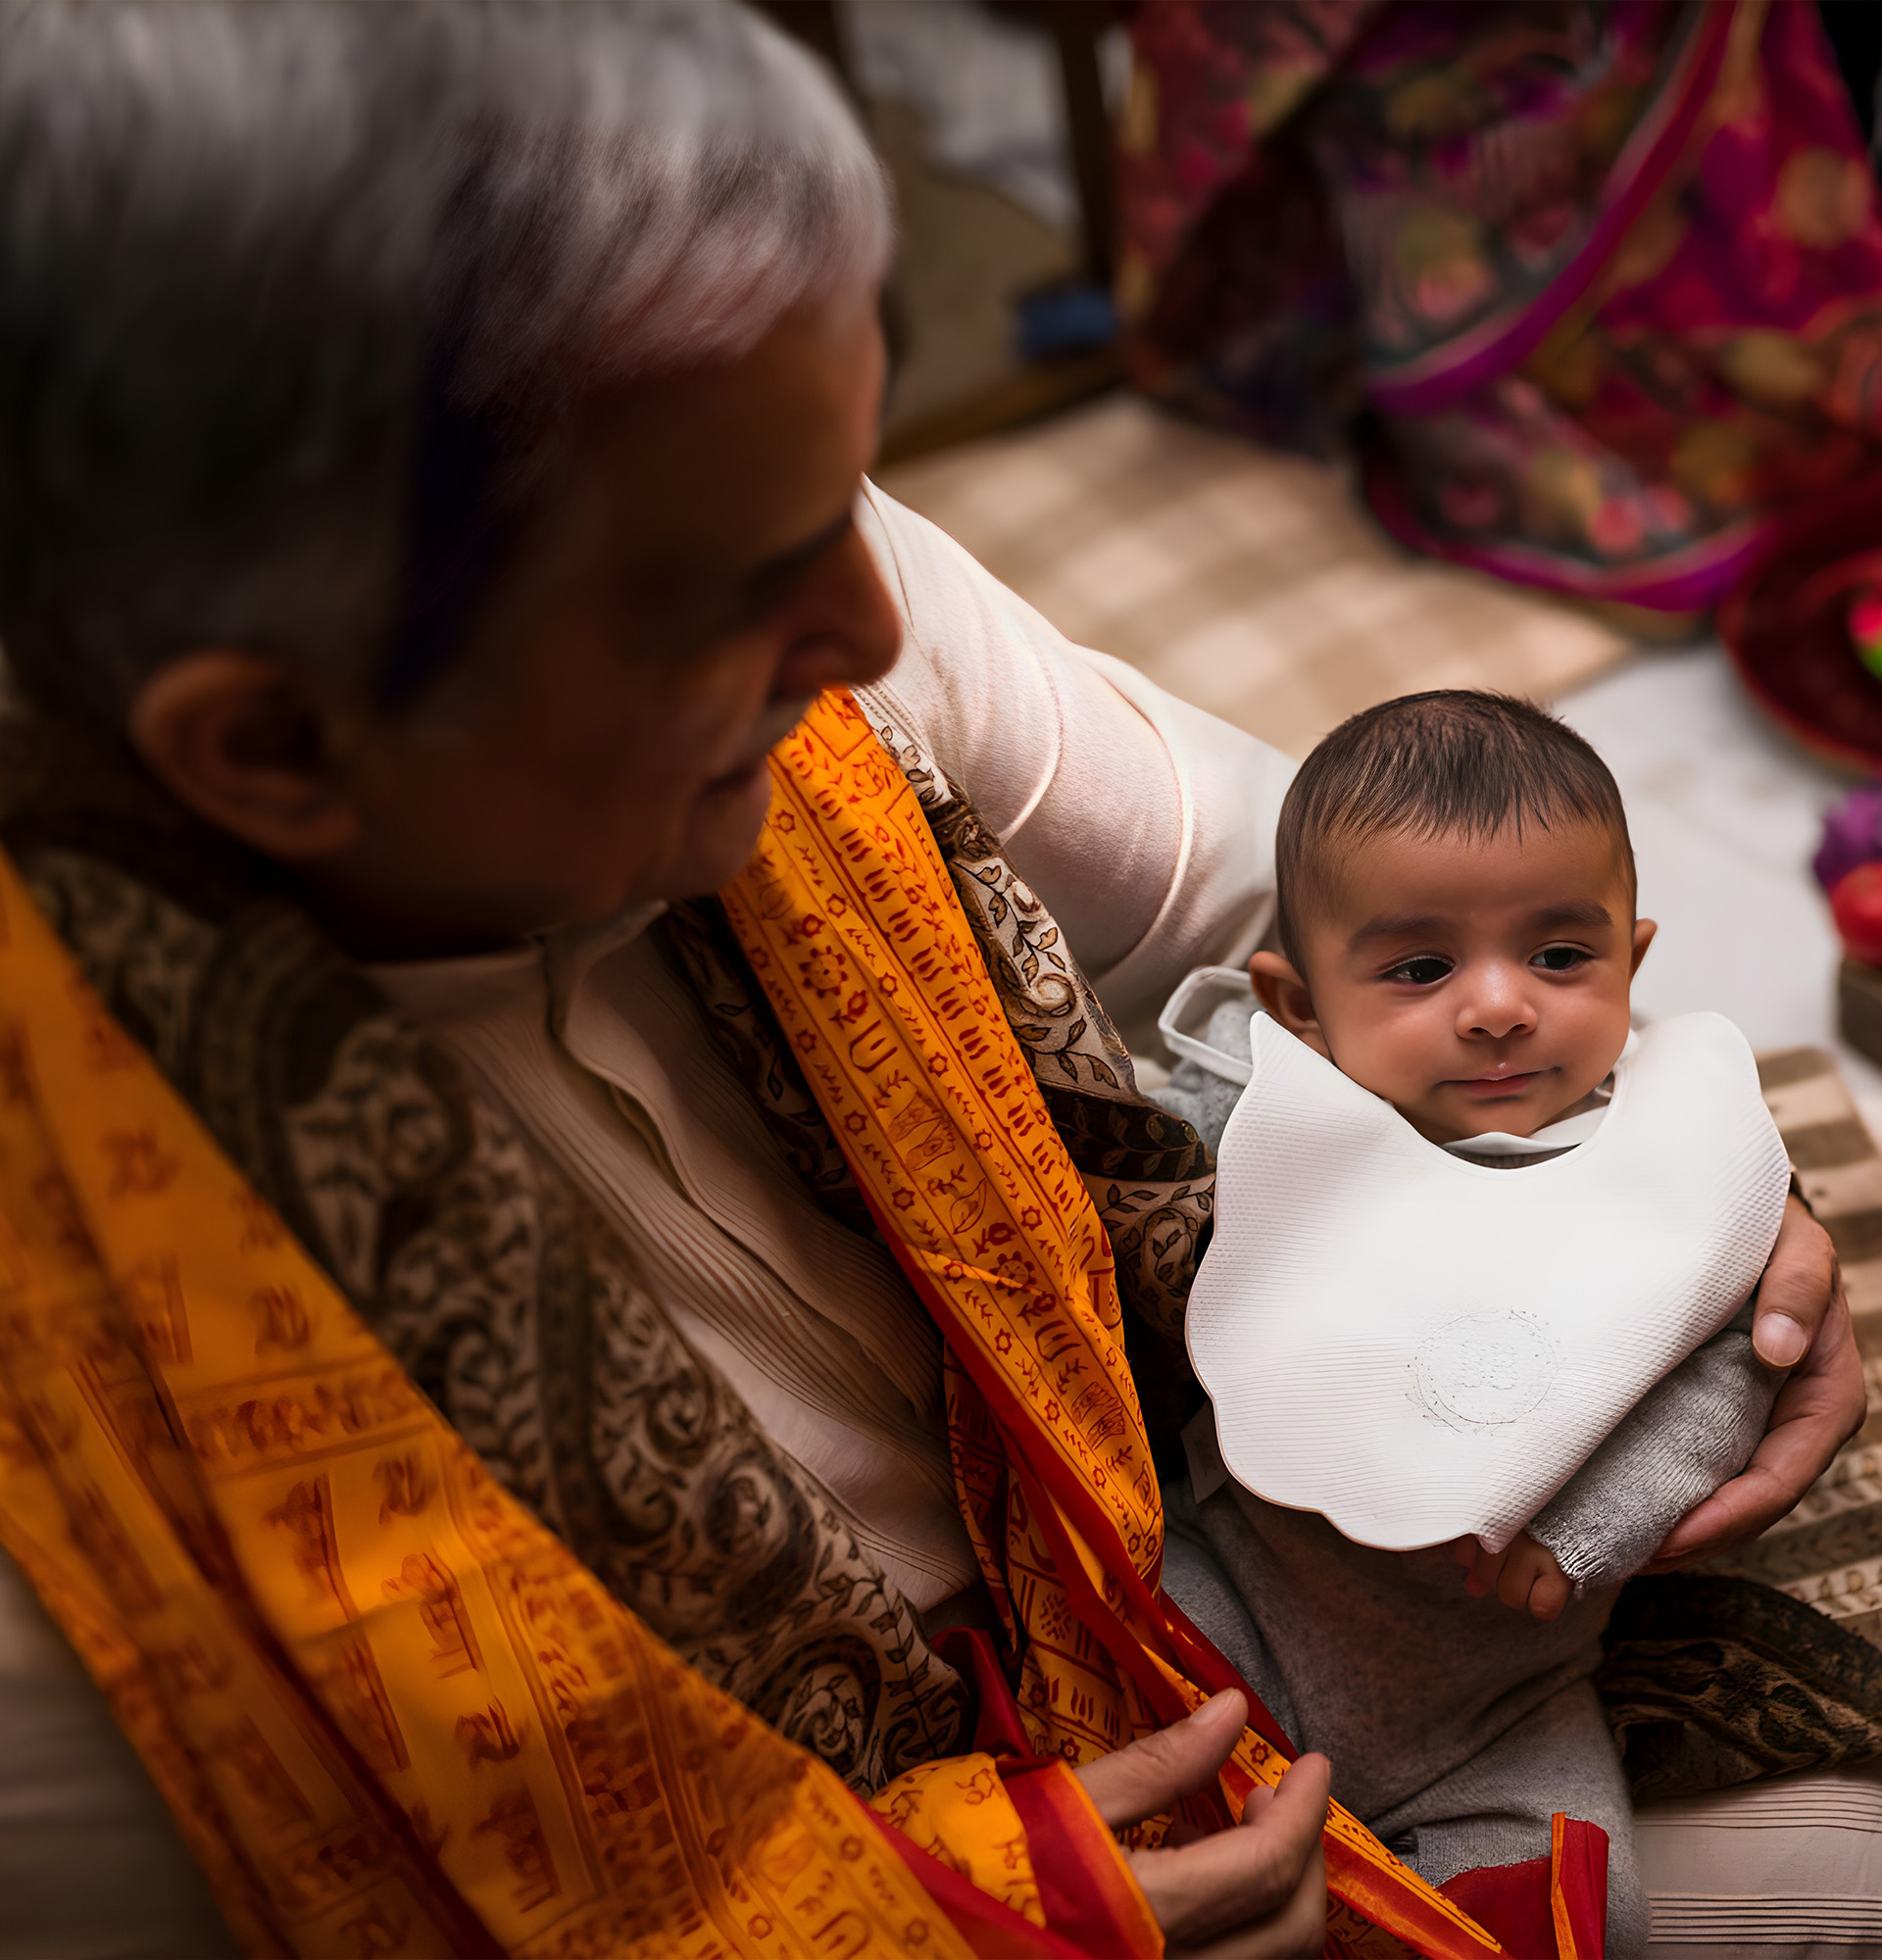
[0,685,1603,1959]
[719,690,1588,1960]
[0,841,1138,1956]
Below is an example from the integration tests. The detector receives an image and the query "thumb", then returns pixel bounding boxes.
[1074,1690,1248,1832]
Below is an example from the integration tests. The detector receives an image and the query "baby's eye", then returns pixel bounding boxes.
[1533,945,1591,973]
[1386,956,1453,986]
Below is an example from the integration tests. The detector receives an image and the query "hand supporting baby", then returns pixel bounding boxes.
[1449,1533,1573,1621]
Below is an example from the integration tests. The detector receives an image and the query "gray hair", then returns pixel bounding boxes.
[0,0,892,724]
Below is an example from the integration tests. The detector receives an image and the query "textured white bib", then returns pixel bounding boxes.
[1187,1011,1790,1553]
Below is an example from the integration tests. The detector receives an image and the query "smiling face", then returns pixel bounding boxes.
[1251,818,1655,1144]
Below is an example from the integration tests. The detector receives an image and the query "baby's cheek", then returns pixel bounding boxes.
[1328,1000,1455,1105]
[1556,988,1634,1095]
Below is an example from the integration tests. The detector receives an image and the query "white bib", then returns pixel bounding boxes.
[1186,1010,1790,1553]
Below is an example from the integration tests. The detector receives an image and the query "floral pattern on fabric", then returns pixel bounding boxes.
[1120,0,1882,608]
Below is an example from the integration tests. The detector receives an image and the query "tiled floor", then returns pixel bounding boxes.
[879,395,1630,760]
[1556,646,1882,1135]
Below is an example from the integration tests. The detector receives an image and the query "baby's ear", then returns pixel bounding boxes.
[1629,916,1658,976]
[1249,952,1330,1057]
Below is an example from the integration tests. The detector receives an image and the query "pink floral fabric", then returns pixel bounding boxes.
[1119,0,1882,608]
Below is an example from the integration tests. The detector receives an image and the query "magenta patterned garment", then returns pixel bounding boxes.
[1119,0,1882,610]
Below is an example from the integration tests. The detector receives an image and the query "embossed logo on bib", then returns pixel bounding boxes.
[1411,1309,1558,1431]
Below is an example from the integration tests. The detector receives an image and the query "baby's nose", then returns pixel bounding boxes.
[1457,968,1538,1039]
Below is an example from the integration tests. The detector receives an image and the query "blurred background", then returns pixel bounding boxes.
[754,0,1882,1150]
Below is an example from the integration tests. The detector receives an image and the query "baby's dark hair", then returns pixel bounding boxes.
[1274,690,1634,968]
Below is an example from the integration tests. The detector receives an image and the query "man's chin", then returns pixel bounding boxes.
[659,775,778,901]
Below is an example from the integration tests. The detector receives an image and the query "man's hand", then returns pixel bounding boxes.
[1647,1196,1867,1569]
[1451,1531,1572,1619]
[1075,1690,1328,1959]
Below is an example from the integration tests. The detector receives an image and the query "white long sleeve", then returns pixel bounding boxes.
[856,483,1295,1040]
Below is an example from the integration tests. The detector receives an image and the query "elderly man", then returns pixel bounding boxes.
[0,5,1860,1957]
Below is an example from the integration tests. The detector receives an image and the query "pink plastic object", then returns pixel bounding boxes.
[1854,588,1882,680]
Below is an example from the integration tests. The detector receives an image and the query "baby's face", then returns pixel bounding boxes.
[1255,819,1654,1144]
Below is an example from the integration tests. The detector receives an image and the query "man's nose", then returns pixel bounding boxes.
[775,528,903,700]
[1456,964,1538,1041]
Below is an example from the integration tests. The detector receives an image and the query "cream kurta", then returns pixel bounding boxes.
[371,484,1297,1609]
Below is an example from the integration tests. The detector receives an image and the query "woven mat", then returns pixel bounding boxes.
[877,394,1632,759]
[1713,1050,1882,1649]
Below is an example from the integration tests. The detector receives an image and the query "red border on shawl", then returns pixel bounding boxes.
[1002,1757,1164,1958]
[860,1796,1107,1960]
[915,1301,1507,1959]
[932,1627,1035,1760]
[926,1632,1168,1958]
[1436,1817,1609,1960]
[1441,1856,1555,1958]
[1551,1815,1609,1960]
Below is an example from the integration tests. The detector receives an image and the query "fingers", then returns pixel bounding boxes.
[1128,1753,1331,1955]
[1074,1690,1248,1832]
[1459,1537,1506,1599]
[1754,1198,1836,1369]
[1650,1274,1867,1567]
[1493,1539,1534,1613]
[1487,1534,1569,1619]
[1177,1833,1326,1959]
[1524,1561,1572,1622]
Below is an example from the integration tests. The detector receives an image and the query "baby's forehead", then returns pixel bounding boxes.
[1309,814,1636,922]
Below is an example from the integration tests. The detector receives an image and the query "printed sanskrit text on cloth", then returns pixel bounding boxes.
[0,839,1155,1958]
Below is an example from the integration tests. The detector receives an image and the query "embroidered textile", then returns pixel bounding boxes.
[1119,0,1882,608]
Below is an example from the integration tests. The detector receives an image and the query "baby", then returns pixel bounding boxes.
[1153,691,1790,1954]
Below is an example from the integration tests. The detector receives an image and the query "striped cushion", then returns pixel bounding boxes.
[1707,1050,1882,1650]
[1639,1758,1882,1953]
[1638,1050,1882,1951]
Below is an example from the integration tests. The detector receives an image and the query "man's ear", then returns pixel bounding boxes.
[126,651,364,861]
[1249,950,1331,1058]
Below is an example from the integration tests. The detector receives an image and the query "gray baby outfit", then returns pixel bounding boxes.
[1152,1000,1783,1957]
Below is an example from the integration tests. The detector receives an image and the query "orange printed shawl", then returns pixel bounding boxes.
[0,840,1148,1957]
[719,690,1591,1960]
[0,684,1610,1958]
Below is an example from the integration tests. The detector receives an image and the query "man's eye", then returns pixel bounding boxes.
[1534,945,1590,972]
[1387,956,1453,985]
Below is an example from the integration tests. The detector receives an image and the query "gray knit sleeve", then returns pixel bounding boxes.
[1151,1058,1243,1156]
[1149,1001,1253,1156]
[1526,1301,1781,1592]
